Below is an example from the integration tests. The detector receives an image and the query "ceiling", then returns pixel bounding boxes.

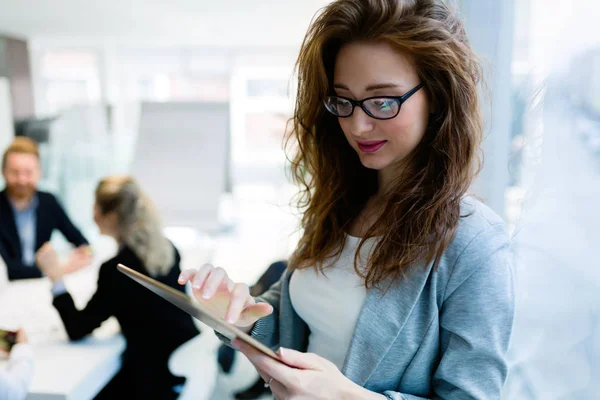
[0,0,332,47]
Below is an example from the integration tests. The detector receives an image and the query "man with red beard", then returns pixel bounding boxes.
[0,137,91,280]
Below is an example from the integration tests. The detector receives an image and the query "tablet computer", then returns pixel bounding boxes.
[117,263,280,361]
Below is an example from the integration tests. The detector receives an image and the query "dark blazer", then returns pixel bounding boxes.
[0,190,89,280]
[53,245,200,399]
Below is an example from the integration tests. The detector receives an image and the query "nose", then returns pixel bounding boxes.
[347,106,375,138]
[17,174,28,185]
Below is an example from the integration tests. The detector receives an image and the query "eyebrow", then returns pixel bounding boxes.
[333,83,402,91]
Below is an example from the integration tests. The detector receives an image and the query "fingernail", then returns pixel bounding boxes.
[202,291,211,299]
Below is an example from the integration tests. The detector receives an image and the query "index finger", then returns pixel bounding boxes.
[178,268,198,285]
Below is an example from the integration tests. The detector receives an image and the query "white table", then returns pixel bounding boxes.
[21,335,125,400]
[0,264,125,400]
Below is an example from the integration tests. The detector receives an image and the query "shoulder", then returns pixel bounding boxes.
[36,191,56,202]
[36,191,61,209]
[445,196,509,258]
[455,196,507,245]
[436,196,513,296]
[162,242,183,281]
[98,246,140,280]
[0,190,8,207]
[171,241,181,264]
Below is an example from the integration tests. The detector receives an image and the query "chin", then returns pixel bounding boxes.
[8,188,35,200]
[358,155,392,171]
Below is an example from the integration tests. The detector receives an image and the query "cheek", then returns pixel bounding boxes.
[4,172,15,183]
[338,119,353,142]
[93,207,101,225]
[381,112,428,148]
[26,172,36,183]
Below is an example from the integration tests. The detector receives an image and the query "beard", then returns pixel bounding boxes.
[6,184,36,201]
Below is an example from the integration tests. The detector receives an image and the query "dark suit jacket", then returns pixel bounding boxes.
[0,190,88,280]
[53,245,200,396]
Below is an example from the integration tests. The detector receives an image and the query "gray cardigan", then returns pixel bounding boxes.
[248,197,515,399]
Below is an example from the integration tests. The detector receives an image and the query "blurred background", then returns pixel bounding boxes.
[0,0,598,399]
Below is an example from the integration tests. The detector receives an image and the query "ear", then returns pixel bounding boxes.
[429,96,437,116]
[107,211,119,226]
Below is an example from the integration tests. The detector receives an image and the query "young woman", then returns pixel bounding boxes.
[36,176,199,399]
[180,0,514,398]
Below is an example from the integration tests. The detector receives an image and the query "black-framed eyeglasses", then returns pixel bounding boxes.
[323,82,425,120]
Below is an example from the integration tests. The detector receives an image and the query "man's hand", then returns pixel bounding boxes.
[35,242,63,282]
[63,245,93,275]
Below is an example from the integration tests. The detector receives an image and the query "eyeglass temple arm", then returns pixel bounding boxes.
[400,82,426,101]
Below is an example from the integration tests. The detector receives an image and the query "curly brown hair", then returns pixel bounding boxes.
[286,0,484,288]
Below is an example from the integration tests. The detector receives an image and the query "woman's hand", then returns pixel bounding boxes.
[16,329,27,345]
[178,264,273,330]
[35,242,63,282]
[232,339,385,400]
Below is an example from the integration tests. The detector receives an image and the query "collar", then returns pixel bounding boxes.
[8,193,39,213]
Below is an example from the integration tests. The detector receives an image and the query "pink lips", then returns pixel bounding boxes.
[357,140,387,153]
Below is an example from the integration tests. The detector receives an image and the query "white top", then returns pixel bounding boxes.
[289,235,372,370]
[0,343,34,400]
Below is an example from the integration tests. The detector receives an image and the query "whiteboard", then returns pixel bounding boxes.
[133,102,229,234]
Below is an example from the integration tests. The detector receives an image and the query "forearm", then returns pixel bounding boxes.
[4,258,42,280]
[52,292,103,340]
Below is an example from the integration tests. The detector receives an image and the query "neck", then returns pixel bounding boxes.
[377,165,396,197]
[377,157,411,197]
[7,193,34,211]
[100,228,121,244]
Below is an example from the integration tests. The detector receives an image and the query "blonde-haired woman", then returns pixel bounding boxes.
[36,176,199,399]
